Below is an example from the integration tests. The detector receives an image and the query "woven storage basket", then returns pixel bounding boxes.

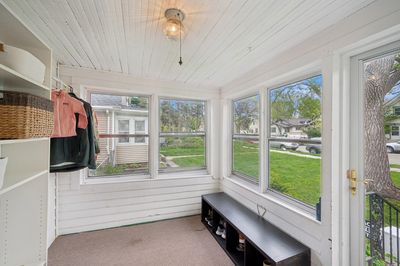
[0,91,53,139]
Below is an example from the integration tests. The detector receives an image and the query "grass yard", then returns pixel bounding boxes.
[160,137,205,169]
[160,145,204,156]
[160,139,400,210]
[173,155,205,168]
[92,162,148,176]
[233,140,321,206]
[269,152,321,206]
[391,164,400,169]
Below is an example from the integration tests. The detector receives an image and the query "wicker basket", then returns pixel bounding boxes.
[0,91,53,139]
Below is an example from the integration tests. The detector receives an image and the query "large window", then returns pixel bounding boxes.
[159,98,206,172]
[232,95,260,183]
[267,75,322,207]
[88,93,149,177]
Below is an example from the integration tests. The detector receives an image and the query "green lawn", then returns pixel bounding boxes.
[233,139,321,206]
[173,155,205,168]
[269,152,321,206]
[161,139,400,210]
[160,145,204,156]
[92,162,148,176]
[391,164,400,169]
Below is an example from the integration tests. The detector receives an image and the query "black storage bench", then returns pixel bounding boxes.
[201,192,311,266]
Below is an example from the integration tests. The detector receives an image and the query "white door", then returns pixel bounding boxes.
[350,43,400,265]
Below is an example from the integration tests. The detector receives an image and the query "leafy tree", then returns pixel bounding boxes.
[234,97,258,134]
[364,53,400,199]
[160,100,205,133]
[271,100,295,121]
[129,97,148,109]
[270,77,322,136]
[298,97,321,122]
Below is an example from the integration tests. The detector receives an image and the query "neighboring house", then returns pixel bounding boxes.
[91,94,149,166]
[271,118,311,139]
[384,94,400,140]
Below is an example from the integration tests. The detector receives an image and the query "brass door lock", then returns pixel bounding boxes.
[347,169,357,196]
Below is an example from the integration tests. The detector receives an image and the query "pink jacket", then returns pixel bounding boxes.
[51,90,88,138]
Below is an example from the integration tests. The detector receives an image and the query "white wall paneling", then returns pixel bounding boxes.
[57,172,219,234]
[219,1,400,265]
[54,66,220,235]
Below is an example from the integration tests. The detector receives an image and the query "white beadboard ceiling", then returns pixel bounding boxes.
[3,0,374,89]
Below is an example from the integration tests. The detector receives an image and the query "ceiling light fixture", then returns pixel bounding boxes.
[164,8,185,65]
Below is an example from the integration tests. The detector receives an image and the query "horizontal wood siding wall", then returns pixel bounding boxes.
[57,173,219,235]
[115,144,148,164]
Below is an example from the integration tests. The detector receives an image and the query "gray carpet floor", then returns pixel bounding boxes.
[48,215,234,266]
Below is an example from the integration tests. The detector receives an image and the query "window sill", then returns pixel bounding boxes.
[226,175,321,225]
[81,169,212,185]
[157,169,211,180]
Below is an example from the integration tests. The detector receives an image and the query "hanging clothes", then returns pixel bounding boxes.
[51,90,88,138]
[50,90,97,172]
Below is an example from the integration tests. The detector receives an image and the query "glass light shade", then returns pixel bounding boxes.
[164,19,183,39]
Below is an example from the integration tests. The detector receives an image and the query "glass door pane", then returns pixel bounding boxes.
[362,51,400,265]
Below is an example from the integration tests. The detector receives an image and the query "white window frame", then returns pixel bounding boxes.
[158,97,207,173]
[228,72,323,218]
[265,73,323,214]
[231,94,260,184]
[86,91,151,179]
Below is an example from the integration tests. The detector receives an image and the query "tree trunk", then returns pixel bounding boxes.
[364,55,400,199]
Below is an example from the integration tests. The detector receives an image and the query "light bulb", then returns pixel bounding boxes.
[164,19,183,39]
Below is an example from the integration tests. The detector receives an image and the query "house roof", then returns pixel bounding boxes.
[91,94,147,111]
[274,118,311,128]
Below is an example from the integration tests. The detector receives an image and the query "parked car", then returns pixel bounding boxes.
[270,141,299,151]
[386,141,400,153]
[306,137,322,154]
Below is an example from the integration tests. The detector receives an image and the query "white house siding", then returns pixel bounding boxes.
[56,172,219,234]
[115,144,148,164]
[94,111,108,164]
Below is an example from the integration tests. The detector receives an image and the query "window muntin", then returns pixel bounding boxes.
[88,93,150,178]
[159,98,206,172]
[232,95,260,183]
[268,75,322,208]
[394,107,400,116]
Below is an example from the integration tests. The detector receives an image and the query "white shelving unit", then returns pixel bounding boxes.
[0,2,52,266]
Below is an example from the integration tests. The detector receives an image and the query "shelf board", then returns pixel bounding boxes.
[202,219,245,266]
[0,169,48,196]
[0,64,50,96]
[0,137,49,145]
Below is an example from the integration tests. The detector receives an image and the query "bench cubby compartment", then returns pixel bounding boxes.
[202,192,310,266]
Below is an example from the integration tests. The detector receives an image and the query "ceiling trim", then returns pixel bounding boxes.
[60,65,221,96]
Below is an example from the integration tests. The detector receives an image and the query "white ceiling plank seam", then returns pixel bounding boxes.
[1,0,378,88]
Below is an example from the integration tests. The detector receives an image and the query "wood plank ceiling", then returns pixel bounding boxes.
[3,0,374,89]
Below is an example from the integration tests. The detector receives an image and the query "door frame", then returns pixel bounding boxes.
[338,41,400,266]
[332,28,400,265]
